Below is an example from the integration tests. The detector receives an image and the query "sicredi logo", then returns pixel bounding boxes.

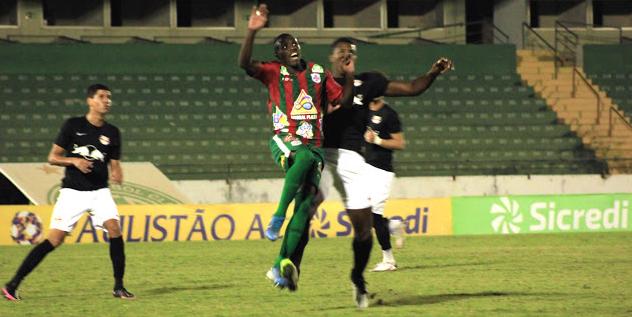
[490,197,523,234]
[529,200,628,231]
[490,197,630,233]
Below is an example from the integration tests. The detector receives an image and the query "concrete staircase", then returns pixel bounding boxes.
[517,49,632,174]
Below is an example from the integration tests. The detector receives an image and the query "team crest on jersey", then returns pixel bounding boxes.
[296,121,314,139]
[354,79,363,87]
[311,73,321,83]
[371,115,382,124]
[311,64,324,73]
[99,135,110,145]
[291,89,318,120]
[273,106,289,130]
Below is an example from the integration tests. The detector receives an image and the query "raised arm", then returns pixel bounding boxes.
[238,4,269,75]
[385,57,453,97]
[339,55,355,108]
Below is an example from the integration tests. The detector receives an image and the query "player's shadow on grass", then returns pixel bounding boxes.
[376,291,528,307]
[143,284,233,295]
[397,261,493,271]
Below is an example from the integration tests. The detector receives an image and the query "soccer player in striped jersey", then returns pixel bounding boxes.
[238,3,354,291]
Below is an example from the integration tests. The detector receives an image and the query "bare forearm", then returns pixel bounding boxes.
[376,138,405,150]
[48,153,76,167]
[410,70,440,95]
[340,73,355,108]
[238,30,257,70]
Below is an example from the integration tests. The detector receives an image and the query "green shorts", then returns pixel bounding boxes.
[269,134,324,187]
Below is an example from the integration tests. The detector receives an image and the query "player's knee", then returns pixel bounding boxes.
[47,231,66,247]
[103,219,122,238]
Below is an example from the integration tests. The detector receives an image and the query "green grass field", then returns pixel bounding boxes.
[1,232,631,316]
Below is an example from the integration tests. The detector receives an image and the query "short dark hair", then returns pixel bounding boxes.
[330,37,356,51]
[87,83,110,98]
[273,33,296,54]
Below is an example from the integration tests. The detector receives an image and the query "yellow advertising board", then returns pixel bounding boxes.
[0,198,452,245]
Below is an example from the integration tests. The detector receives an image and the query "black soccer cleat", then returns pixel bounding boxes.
[112,288,135,300]
[2,286,20,301]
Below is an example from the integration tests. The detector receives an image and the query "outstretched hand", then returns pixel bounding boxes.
[248,4,269,31]
[431,57,454,75]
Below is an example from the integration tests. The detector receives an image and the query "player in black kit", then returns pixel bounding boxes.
[318,38,453,308]
[363,98,405,272]
[2,84,134,301]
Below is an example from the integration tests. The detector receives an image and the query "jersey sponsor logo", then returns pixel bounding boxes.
[99,135,110,145]
[291,89,318,120]
[272,106,289,131]
[311,64,324,73]
[72,144,105,162]
[371,115,382,124]
[353,94,364,106]
[311,73,321,84]
[296,121,314,139]
[76,132,87,136]
[280,65,290,76]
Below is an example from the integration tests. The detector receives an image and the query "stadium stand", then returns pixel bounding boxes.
[584,45,632,119]
[0,44,605,179]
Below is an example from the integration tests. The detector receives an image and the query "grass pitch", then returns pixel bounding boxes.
[1,232,631,316]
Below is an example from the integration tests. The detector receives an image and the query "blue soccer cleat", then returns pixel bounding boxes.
[265,216,285,241]
[266,267,289,289]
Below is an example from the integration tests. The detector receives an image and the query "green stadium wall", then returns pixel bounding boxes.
[0,43,516,75]
[583,44,632,74]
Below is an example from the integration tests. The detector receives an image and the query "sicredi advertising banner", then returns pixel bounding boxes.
[453,194,631,235]
[0,198,452,245]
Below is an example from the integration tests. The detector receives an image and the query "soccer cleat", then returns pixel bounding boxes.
[266,267,289,289]
[351,271,369,309]
[2,287,20,301]
[265,216,285,241]
[280,258,298,292]
[389,219,405,248]
[112,288,135,300]
[370,261,398,272]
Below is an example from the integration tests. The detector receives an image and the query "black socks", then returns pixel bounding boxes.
[6,239,55,291]
[109,236,126,290]
[373,213,392,251]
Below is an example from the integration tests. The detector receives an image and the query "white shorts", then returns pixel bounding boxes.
[50,188,119,232]
[365,164,395,216]
[320,148,371,210]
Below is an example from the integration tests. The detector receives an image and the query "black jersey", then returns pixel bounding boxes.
[324,72,389,153]
[365,104,402,172]
[54,116,121,191]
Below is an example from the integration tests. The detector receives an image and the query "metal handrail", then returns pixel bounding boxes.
[521,22,557,53]
[522,22,565,78]
[608,107,632,137]
[573,68,602,123]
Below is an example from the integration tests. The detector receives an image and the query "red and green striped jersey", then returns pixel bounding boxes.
[251,60,343,146]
